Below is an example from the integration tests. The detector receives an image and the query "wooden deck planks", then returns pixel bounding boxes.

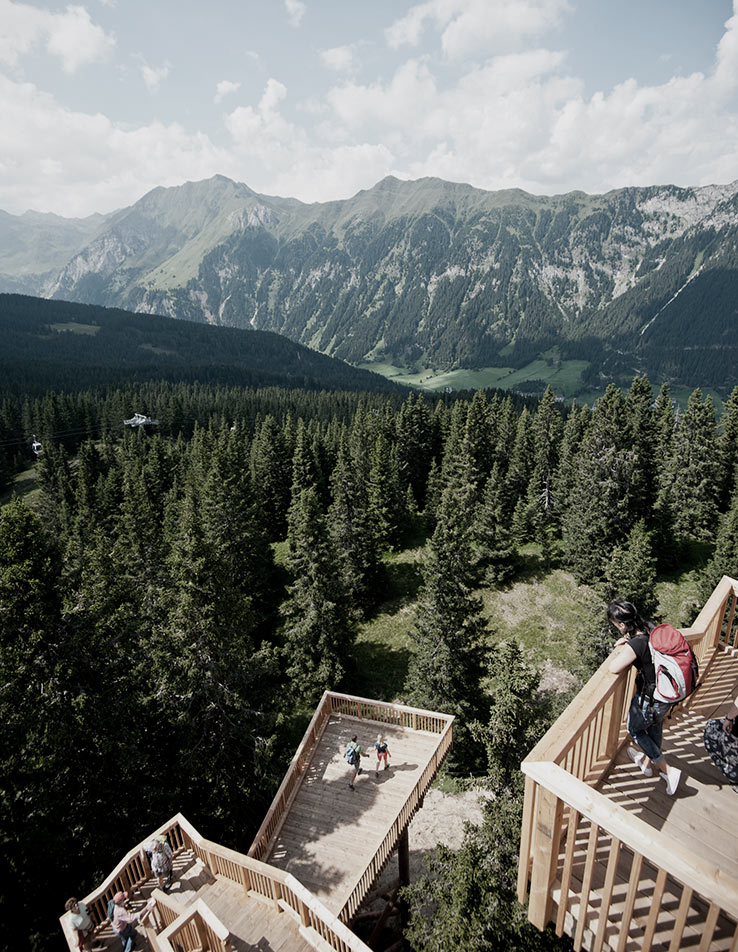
[264,715,442,915]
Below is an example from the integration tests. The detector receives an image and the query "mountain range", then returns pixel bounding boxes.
[3,174,738,393]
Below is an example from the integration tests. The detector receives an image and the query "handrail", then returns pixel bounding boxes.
[59,814,185,945]
[61,813,373,952]
[167,814,373,952]
[339,715,454,921]
[249,690,335,861]
[523,761,738,921]
[249,691,455,863]
[156,899,232,952]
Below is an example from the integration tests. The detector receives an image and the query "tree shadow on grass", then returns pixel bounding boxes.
[348,640,411,703]
[364,560,424,622]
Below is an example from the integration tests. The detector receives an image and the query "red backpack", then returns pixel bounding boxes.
[648,623,699,703]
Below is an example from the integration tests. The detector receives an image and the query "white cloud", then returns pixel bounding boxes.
[3,3,738,217]
[141,62,170,92]
[214,79,241,104]
[320,45,355,73]
[285,0,305,28]
[386,0,570,59]
[0,1,115,72]
[0,73,230,216]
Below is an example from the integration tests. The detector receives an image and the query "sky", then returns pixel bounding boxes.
[1,0,737,218]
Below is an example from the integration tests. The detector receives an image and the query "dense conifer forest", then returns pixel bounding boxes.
[2,369,737,951]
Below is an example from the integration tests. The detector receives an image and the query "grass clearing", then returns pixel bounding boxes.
[1,465,41,509]
[351,537,712,704]
[48,322,100,335]
[357,359,590,397]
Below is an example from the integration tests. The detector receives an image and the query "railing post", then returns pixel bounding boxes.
[600,677,627,765]
[517,775,536,903]
[527,785,563,930]
[194,913,208,950]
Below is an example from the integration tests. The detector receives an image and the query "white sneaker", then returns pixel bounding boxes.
[626,746,653,777]
[662,766,682,796]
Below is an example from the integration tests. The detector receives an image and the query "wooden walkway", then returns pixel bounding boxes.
[62,695,453,952]
[84,852,316,952]
[264,713,444,915]
[553,647,738,951]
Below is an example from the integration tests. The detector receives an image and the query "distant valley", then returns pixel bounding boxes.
[3,174,738,395]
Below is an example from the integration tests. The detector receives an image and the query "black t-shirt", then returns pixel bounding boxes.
[629,630,655,694]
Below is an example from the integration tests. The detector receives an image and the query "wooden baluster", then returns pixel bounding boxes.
[592,835,620,952]
[641,867,667,951]
[615,851,643,952]
[528,785,564,930]
[194,913,208,951]
[573,820,599,952]
[727,595,738,649]
[728,919,738,952]
[668,884,693,952]
[698,902,721,952]
[517,776,537,904]
[555,807,580,938]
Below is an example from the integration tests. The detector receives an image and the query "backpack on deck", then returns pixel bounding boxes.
[345,742,360,766]
[648,623,699,703]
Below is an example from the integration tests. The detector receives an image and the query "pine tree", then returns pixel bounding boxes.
[464,389,495,488]
[475,464,517,585]
[716,385,738,512]
[527,387,563,540]
[328,439,383,614]
[562,385,636,585]
[367,430,405,549]
[599,519,658,619]
[281,486,355,701]
[664,389,719,543]
[405,452,489,765]
[250,414,291,540]
[701,475,738,600]
[553,400,589,521]
[624,376,656,521]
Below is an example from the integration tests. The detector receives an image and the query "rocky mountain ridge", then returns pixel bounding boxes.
[3,174,738,390]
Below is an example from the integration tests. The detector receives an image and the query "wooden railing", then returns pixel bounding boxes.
[517,575,738,951]
[60,813,372,952]
[156,899,232,952]
[62,693,454,952]
[341,707,454,921]
[59,818,186,949]
[249,691,454,864]
[524,762,738,951]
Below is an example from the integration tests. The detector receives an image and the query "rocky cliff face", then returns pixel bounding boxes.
[3,174,738,389]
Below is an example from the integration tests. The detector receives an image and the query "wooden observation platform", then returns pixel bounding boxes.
[60,693,453,952]
[518,575,738,951]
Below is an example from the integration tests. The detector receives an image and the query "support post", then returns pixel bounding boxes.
[527,785,564,930]
[398,827,410,932]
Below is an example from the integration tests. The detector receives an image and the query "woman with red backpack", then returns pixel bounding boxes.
[607,599,683,796]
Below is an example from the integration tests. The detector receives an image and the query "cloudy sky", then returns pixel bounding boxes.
[2,0,737,217]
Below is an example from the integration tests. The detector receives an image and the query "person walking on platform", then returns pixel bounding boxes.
[346,734,369,789]
[374,735,391,777]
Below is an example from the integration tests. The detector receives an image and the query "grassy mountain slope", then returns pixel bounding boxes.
[0,293,405,397]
